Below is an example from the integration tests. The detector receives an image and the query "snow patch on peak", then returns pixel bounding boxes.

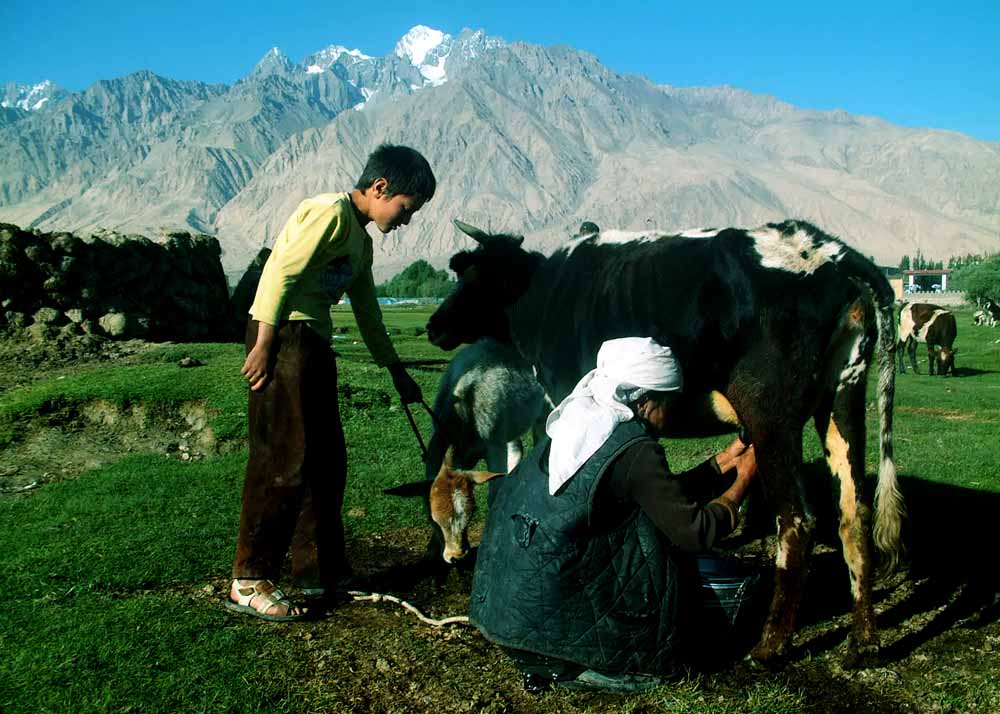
[395,25,447,66]
[420,54,449,86]
[302,44,373,72]
[4,80,61,112]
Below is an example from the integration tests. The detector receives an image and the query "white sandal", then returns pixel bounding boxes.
[225,579,308,622]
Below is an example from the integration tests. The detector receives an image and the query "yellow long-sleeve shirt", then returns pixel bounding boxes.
[249,192,399,367]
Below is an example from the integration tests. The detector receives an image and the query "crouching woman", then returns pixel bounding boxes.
[469,337,759,692]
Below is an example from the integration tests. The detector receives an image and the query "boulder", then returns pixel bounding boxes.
[33,307,64,325]
[98,312,128,337]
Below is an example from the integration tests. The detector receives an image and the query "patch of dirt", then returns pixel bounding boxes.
[0,398,219,495]
[0,332,160,394]
[896,406,975,421]
[185,527,1000,714]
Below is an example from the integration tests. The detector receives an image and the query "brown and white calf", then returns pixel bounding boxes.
[898,302,958,376]
[386,338,545,563]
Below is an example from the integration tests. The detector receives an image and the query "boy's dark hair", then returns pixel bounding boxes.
[356,144,436,201]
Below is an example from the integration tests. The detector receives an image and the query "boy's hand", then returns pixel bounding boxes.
[242,345,273,391]
[388,362,422,404]
[242,321,277,391]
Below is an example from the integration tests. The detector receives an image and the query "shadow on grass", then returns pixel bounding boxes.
[876,474,1000,659]
[360,460,1000,673]
[951,366,998,378]
[773,465,1000,663]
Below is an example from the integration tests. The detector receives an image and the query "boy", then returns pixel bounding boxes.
[227,144,435,620]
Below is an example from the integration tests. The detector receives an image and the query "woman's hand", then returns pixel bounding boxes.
[715,436,751,474]
[731,444,757,484]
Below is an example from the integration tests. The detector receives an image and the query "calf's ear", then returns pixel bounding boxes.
[383,481,433,498]
[466,470,506,485]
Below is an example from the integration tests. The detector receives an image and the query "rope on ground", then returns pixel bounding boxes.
[347,590,471,627]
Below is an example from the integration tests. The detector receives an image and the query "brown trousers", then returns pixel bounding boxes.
[232,320,349,588]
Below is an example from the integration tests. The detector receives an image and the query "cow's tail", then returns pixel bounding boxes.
[868,272,907,572]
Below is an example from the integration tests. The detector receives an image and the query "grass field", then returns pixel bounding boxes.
[1,305,998,713]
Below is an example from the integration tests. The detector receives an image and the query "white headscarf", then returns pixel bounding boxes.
[545,337,683,495]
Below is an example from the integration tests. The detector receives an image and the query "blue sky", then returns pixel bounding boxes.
[1,0,997,141]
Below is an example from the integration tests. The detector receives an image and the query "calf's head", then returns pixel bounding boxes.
[429,451,504,562]
[426,220,542,351]
[384,446,504,563]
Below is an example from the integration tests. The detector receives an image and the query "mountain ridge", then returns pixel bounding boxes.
[2,26,997,282]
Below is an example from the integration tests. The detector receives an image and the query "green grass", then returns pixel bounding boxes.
[2,305,999,713]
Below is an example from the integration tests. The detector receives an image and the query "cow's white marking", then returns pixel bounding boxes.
[560,230,664,258]
[899,305,917,343]
[750,226,844,275]
[916,309,949,343]
[559,226,715,259]
[678,228,721,238]
[838,335,869,390]
[775,515,807,570]
[901,305,951,344]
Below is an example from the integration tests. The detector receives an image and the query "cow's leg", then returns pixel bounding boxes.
[821,382,880,668]
[485,441,510,474]
[927,345,937,376]
[747,430,814,665]
[505,439,524,472]
[896,341,906,373]
[907,338,919,373]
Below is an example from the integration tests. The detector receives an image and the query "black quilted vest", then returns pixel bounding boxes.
[469,421,681,676]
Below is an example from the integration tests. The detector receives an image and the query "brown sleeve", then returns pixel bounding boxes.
[608,440,735,552]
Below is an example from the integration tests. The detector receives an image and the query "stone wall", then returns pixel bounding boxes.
[0,223,237,342]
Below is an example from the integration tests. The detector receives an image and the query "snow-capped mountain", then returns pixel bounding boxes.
[1,80,67,112]
[1,25,998,283]
[395,25,450,86]
[294,26,503,110]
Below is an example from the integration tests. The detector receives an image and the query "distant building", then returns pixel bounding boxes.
[903,268,952,293]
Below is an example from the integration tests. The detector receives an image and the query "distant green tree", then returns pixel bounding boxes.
[376,260,456,298]
[899,255,911,270]
[954,254,1000,305]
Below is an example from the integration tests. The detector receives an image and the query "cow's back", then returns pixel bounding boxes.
[509,225,885,402]
[901,303,953,345]
[925,311,957,348]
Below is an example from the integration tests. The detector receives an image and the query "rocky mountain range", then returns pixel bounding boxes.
[2,25,998,282]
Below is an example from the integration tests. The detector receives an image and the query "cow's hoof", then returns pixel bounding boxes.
[747,643,789,670]
[841,639,880,670]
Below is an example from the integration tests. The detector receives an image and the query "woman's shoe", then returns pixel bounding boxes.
[556,669,666,693]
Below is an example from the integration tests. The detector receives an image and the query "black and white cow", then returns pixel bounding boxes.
[973,300,999,328]
[426,219,905,668]
[898,303,958,376]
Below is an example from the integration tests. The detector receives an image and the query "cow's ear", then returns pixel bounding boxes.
[449,251,475,275]
[513,235,524,247]
[467,470,505,485]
